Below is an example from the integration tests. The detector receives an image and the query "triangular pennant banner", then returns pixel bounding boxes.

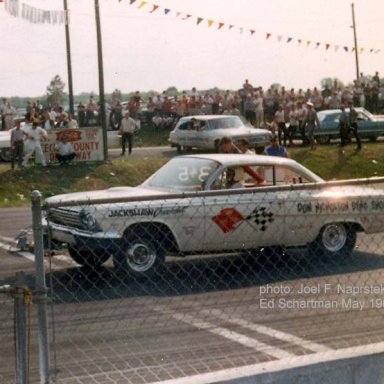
[344,46,348,52]
[164,8,170,15]
[287,37,292,43]
[250,29,255,35]
[297,39,302,44]
[315,42,321,48]
[130,0,136,4]
[306,41,311,47]
[176,12,181,17]
[325,43,330,50]
[183,14,191,20]
[277,35,283,42]
[197,17,203,25]
[239,27,243,34]
[335,45,339,52]
[228,25,234,30]
[149,4,159,13]
[360,48,364,53]
[218,22,224,30]
[266,33,271,39]
[137,1,147,9]
[352,47,355,52]
[207,19,214,27]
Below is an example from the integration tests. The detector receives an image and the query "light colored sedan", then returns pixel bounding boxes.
[169,115,272,152]
[45,154,384,277]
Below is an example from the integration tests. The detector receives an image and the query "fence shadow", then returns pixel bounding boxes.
[39,248,384,304]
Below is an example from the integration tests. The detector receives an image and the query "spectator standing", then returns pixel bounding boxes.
[348,101,362,150]
[119,112,136,155]
[254,93,264,127]
[244,94,256,125]
[302,102,320,149]
[264,136,288,157]
[55,112,68,129]
[85,96,97,126]
[0,98,7,130]
[3,101,16,130]
[274,105,287,146]
[77,103,86,127]
[288,105,299,146]
[296,102,307,146]
[10,121,25,169]
[56,135,76,164]
[339,104,349,147]
[22,121,48,167]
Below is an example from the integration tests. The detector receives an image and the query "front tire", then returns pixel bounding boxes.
[114,233,166,278]
[68,246,110,267]
[308,223,356,258]
[0,148,12,162]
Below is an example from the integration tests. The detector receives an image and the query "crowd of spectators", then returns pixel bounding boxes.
[1,71,382,134]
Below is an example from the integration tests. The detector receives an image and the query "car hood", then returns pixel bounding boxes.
[45,186,168,206]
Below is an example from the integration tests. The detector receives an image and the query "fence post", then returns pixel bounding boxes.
[31,190,50,384]
[15,272,28,384]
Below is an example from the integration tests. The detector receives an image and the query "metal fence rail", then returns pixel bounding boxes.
[32,179,384,382]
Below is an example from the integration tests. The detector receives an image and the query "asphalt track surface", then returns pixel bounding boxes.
[1,147,384,383]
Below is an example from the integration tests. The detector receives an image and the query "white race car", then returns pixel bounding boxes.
[44,154,384,277]
[169,115,272,153]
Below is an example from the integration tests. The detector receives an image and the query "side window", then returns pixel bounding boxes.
[274,166,311,185]
[178,122,191,131]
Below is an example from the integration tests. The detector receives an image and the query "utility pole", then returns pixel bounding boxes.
[94,0,108,162]
[63,0,74,116]
[351,3,360,82]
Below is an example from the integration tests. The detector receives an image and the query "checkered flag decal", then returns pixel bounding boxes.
[245,207,274,231]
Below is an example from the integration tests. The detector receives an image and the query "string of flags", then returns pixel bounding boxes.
[122,0,381,55]
[3,0,67,25]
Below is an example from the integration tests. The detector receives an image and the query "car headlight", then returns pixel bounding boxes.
[80,211,98,231]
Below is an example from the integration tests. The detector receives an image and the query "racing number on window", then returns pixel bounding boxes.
[178,166,212,182]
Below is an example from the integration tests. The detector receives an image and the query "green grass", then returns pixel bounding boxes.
[0,158,168,208]
[0,142,383,208]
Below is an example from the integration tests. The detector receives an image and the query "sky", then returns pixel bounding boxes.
[0,0,383,97]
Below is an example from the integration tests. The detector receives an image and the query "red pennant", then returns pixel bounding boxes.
[218,22,224,30]
[150,4,159,13]
[325,43,331,50]
[266,33,271,39]
[250,29,255,35]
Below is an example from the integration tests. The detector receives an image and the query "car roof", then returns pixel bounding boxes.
[178,153,324,182]
[318,107,365,115]
[180,115,241,121]
[181,153,297,166]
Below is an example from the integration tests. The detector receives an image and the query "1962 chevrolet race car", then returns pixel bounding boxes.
[44,154,384,277]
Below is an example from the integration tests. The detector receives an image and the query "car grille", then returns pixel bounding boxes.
[47,208,86,230]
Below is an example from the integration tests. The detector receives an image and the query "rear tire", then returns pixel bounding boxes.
[307,223,356,258]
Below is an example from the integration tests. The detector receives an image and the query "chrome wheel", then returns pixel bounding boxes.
[321,224,347,252]
[126,242,157,272]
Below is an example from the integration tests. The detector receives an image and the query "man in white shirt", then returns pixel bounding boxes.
[22,121,48,167]
[56,135,76,164]
[119,112,136,155]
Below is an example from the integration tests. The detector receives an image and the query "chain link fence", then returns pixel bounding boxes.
[16,178,384,382]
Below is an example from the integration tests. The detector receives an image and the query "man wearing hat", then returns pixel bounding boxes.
[302,101,320,149]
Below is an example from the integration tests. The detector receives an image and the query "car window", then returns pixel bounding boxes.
[178,121,194,131]
[145,157,220,191]
[262,165,313,186]
[206,117,243,130]
[357,112,369,121]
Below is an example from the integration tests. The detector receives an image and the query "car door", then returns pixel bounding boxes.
[202,166,287,252]
[175,120,198,148]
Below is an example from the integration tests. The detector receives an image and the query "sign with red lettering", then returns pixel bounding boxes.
[41,128,104,162]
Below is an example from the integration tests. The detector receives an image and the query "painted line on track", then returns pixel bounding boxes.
[204,308,332,353]
[153,306,294,359]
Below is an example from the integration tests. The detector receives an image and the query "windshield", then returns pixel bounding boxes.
[144,157,220,191]
[207,117,244,130]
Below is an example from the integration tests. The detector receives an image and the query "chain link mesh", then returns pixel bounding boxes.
[43,179,384,383]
